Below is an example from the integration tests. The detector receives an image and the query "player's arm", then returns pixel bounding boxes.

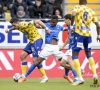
[59,37,69,51]
[35,19,50,34]
[5,27,16,33]
[94,22,100,42]
[92,13,100,42]
[71,6,78,28]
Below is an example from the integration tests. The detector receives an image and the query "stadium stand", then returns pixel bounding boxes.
[64,0,100,20]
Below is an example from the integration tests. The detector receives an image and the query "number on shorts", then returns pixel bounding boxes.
[83,11,88,21]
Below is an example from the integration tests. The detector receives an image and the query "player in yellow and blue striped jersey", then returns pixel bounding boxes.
[71,0,100,85]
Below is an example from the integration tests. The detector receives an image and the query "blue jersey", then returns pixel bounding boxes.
[45,22,63,44]
[68,25,75,49]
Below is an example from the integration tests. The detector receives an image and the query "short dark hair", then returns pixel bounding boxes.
[79,0,87,5]
[10,18,19,23]
[51,15,58,20]
[64,14,72,20]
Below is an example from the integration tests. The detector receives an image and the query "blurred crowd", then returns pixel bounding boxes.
[0,0,63,19]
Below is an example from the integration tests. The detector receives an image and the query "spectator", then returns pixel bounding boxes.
[0,7,5,18]
[45,0,62,18]
[15,6,30,18]
[0,0,14,11]
[52,7,63,19]
[11,0,28,17]
[55,0,63,8]
[28,0,46,18]
[27,0,36,6]
[27,0,46,6]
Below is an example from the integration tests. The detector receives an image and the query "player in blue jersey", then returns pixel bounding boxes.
[18,15,78,83]
[60,14,79,83]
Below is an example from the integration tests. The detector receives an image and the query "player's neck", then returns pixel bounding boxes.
[79,4,86,5]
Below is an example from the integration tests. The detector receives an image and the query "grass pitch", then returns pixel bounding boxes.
[0,78,99,90]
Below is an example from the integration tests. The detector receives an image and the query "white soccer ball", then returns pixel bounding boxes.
[13,73,21,82]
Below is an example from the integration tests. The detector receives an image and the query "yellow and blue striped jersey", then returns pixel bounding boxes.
[18,21,42,43]
[73,5,98,36]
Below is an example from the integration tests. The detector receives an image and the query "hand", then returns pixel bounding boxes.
[57,15,62,19]
[70,29,74,33]
[5,29,9,33]
[59,47,63,51]
[46,29,51,34]
[97,37,100,42]
[45,27,51,34]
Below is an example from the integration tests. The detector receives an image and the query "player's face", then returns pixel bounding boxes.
[12,22,20,29]
[50,19,58,26]
[64,18,71,26]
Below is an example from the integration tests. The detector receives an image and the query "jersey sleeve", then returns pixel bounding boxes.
[28,21,35,27]
[92,12,98,23]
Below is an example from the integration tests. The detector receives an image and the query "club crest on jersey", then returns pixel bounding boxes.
[31,47,34,52]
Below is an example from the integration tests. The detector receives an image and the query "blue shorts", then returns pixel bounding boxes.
[72,33,92,52]
[24,39,43,57]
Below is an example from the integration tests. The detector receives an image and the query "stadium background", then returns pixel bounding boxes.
[0,0,100,78]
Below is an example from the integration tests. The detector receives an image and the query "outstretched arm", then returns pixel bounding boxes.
[60,37,69,51]
[94,22,100,42]
[71,11,76,26]
[35,19,50,34]
[35,19,48,30]
[5,27,16,33]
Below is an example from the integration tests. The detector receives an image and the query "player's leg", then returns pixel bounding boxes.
[32,39,48,82]
[72,33,84,85]
[52,47,73,82]
[61,49,78,83]
[18,56,45,83]
[84,36,98,84]
[61,59,73,83]
[18,44,51,83]
[20,43,32,75]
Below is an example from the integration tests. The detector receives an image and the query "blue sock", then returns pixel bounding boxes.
[71,70,78,78]
[37,64,43,69]
[25,64,36,77]
[65,68,70,76]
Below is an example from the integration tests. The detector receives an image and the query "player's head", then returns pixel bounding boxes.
[79,0,87,5]
[10,18,20,29]
[50,15,58,26]
[64,14,72,26]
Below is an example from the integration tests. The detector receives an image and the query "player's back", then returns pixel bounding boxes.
[73,5,98,36]
[19,21,42,43]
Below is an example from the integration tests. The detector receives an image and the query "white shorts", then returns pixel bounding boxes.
[39,44,64,59]
[62,49,72,61]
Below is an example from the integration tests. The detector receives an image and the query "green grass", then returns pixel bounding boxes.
[0,78,99,90]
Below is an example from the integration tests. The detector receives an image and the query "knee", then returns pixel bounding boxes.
[20,54,26,61]
[60,61,65,67]
[34,57,44,66]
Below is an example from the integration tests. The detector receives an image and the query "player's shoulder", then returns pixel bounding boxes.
[20,21,28,27]
[45,22,50,25]
[56,24,63,28]
[73,5,80,8]
[87,7,95,14]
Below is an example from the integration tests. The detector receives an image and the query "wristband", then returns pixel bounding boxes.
[8,29,10,31]
[70,26,73,29]
[97,35,100,38]
[45,27,49,31]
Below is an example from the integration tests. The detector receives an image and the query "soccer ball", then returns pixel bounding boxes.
[13,73,21,82]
